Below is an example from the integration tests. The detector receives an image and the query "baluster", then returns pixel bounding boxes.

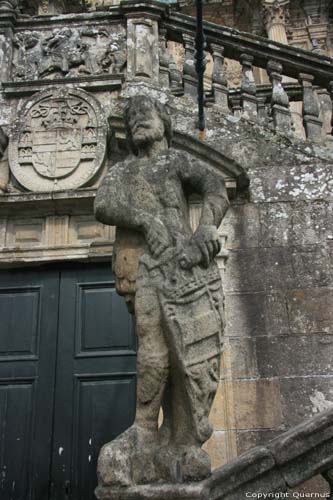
[169,55,183,96]
[316,88,332,141]
[329,82,333,140]
[257,96,269,125]
[240,53,257,120]
[299,73,323,143]
[211,44,228,112]
[159,28,170,89]
[230,94,242,118]
[183,34,197,97]
[267,60,292,136]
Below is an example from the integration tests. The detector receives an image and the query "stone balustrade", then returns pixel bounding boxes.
[0,0,333,145]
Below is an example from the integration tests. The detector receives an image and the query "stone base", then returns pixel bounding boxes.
[95,482,208,500]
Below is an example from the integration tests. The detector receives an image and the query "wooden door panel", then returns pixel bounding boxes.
[73,374,136,498]
[75,281,135,356]
[0,270,60,500]
[51,264,136,500]
[0,286,40,358]
[0,382,34,499]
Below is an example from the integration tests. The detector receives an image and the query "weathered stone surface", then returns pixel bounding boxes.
[94,95,229,487]
[279,377,333,427]
[256,334,333,378]
[9,87,107,192]
[268,407,333,487]
[285,288,333,334]
[208,446,286,500]
[12,26,126,81]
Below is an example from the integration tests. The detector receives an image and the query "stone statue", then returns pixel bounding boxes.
[0,127,8,160]
[94,95,229,488]
[0,0,18,12]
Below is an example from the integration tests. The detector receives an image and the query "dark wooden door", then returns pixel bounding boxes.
[0,263,136,500]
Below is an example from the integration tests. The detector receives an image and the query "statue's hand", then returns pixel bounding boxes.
[145,218,170,258]
[179,225,220,269]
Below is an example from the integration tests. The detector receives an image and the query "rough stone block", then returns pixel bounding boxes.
[259,202,292,247]
[261,247,295,290]
[224,249,266,292]
[227,337,259,379]
[286,288,333,334]
[291,246,332,289]
[264,290,290,335]
[290,201,329,246]
[279,377,333,427]
[225,291,266,337]
[221,203,260,250]
[256,334,333,378]
[232,379,283,430]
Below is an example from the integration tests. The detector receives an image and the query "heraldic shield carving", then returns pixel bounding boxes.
[9,87,107,191]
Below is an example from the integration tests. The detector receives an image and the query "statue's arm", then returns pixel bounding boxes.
[178,157,230,268]
[94,173,170,257]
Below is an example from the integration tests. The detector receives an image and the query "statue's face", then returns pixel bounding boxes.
[128,100,165,148]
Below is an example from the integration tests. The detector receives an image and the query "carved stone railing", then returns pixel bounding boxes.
[1,0,333,145]
[160,7,333,144]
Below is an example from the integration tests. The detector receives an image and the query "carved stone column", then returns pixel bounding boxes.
[159,27,170,88]
[299,73,323,143]
[267,60,292,136]
[262,0,290,45]
[211,44,229,112]
[125,10,160,84]
[37,0,66,15]
[240,54,257,120]
[183,33,197,97]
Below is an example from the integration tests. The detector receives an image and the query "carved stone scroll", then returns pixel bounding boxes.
[9,87,107,192]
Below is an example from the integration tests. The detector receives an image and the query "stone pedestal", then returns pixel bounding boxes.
[96,482,208,500]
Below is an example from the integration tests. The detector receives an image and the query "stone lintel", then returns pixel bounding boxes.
[1,74,124,98]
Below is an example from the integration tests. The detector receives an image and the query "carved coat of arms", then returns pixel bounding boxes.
[9,88,107,191]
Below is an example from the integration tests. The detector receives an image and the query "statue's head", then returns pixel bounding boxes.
[124,95,172,155]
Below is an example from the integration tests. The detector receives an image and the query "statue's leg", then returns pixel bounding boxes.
[97,284,169,487]
[134,285,169,431]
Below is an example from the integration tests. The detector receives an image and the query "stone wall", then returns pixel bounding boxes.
[0,2,332,496]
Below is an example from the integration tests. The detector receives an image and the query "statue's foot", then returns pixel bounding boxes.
[155,445,211,483]
[97,424,158,487]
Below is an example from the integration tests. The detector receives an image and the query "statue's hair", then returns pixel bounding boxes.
[124,95,172,155]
